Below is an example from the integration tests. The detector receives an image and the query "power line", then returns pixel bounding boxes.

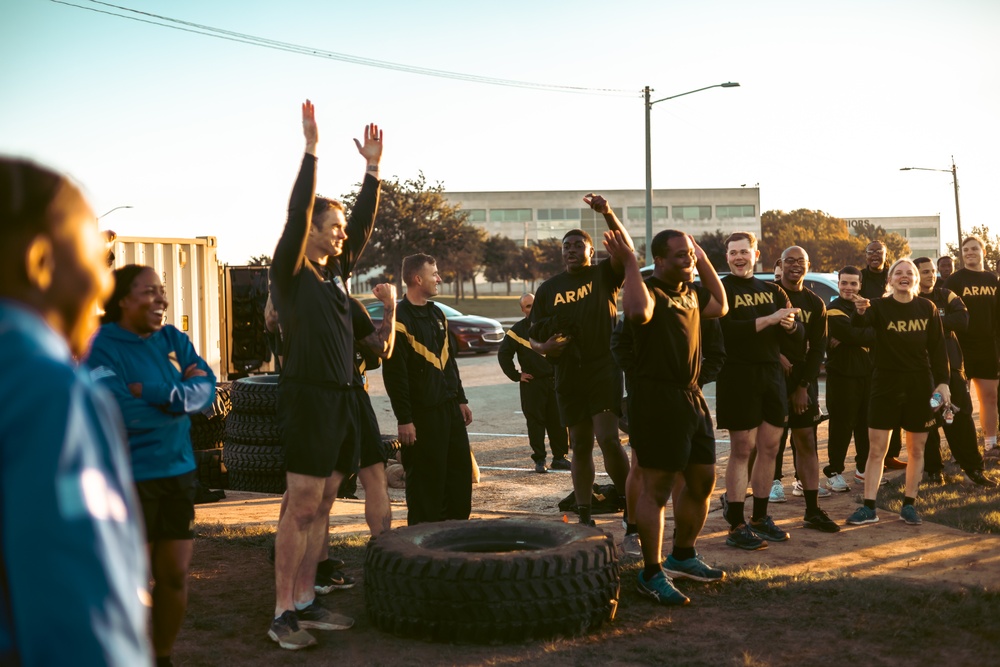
[51,0,636,97]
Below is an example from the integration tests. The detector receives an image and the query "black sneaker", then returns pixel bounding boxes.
[749,516,790,542]
[534,462,548,474]
[804,508,841,533]
[315,569,355,595]
[967,470,998,487]
[268,610,317,650]
[726,523,768,550]
[315,558,347,576]
[550,457,571,471]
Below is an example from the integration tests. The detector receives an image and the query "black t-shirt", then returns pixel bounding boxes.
[826,296,874,377]
[944,268,1000,354]
[718,274,802,368]
[629,277,710,388]
[530,259,624,381]
[784,286,827,385]
[852,295,949,385]
[859,267,888,301]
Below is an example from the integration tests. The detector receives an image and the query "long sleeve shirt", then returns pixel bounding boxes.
[920,286,969,381]
[852,295,949,386]
[825,296,874,377]
[784,286,828,386]
[718,274,804,369]
[497,317,554,382]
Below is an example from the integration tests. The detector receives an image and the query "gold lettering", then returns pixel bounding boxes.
[553,293,565,306]
[887,319,928,332]
[801,311,812,324]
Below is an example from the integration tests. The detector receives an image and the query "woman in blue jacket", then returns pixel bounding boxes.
[88,264,216,667]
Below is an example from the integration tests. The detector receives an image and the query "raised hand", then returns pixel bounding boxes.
[372,282,396,306]
[690,235,708,262]
[354,123,383,165]
[302,100,318,150]
[603,230,636,265]
[583,193,610,214]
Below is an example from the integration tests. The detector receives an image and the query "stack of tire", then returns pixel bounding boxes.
[189,383,231,491]
[224,375,286,493]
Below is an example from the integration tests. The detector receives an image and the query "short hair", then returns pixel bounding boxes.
[312,196,345,228]
[961,235,985,251]
[102,264,149,324]
[866,240,887,251]
[838,265,862,280]
[913,256,934,269]
[562,229,593,245]
[401,253,436,286]
[0,157,65,243]
[650,229,686,259]
[774,259,782,270]
[936,255,954,266]
[724,231,757,249]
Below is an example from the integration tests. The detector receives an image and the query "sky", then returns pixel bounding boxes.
[2,0,998,264]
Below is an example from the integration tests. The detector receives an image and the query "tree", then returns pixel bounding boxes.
[482,234,523,295]
[533,238,565,281]
[851,221,911,268]
[441,225,486,300]
[695,230,729,271]
[760,209,910,272]
[945,225,1000,271]
[248,254,271,266]
[341,172,478,291]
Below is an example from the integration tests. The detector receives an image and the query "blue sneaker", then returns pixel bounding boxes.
[664,553,727,582]
[846,505,879,525]
[900,505,922,525]
[636,569,690,606]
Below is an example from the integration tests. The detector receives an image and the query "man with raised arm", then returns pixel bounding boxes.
[267,100,382,650]
[528,194,633,527]
[606,228,728,605]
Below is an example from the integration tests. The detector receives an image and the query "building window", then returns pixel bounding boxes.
[673,206,712,220]
[489,208,532,223]
[908,227,938,238]
[465,209,487,222]
[577,207,624,240]
[626,206,667,220]
[537,208,582,221]
[716,205,755,219]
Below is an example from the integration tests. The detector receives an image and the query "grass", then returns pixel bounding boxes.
[436,295,525,320]
[877,462,1000,533]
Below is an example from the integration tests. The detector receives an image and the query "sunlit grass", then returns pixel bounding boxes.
[877,464,1000,534]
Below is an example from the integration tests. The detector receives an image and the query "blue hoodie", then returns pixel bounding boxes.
[0,300,151,666]
[87,322,216,482]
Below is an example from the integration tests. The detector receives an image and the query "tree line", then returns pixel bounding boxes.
[253,173,1000,295]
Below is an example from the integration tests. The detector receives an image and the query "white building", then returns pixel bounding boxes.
[839,215,941,257]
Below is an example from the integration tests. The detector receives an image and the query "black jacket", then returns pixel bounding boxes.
[498,317,554,382]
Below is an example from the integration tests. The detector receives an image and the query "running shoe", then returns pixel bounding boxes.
[550,457,571,471]
[826,473,850,493]
[268,610,317,650]
[315,557,346,574]
[314,569,355,595]
[854,471,888,486]
[967,470,998,487]
[726,523,768,551]
[749,515,790,542]
[769,479,787,503]
[792,480,830,498]
[803,508,841,533]
[534,462,548,474]
[900,505,922,525]
[621,533,642,560]
[664,553,727,582]
[885,457,907,469]
[295,600,354,630]
[636,569,690,606]
[846,505,879,525]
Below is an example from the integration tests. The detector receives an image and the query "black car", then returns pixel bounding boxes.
[364,300,505,355]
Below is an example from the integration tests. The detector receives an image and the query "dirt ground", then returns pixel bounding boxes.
[177,357,1000,665]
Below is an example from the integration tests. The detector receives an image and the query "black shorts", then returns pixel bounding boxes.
[868,370,936,433]
[136,470,196,541]
[356,390,384,469]
[628,380,716,471]
[554,357,623,427]
[963,353,999,381]
[787,378,822,430]
[716,363,787,431]
[279,380,359,478]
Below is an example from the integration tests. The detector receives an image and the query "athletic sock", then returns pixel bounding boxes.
[643,563,662,580]
[625,522,639,536]
[294,598,315,611]
[804,490,819,513]
[986,436,997,448]
[751,496,769,522]
[725,500,745,528]
[672,546,696,561]
[903,496,915,507]
[577,504,592,525]
[864,499,876,510]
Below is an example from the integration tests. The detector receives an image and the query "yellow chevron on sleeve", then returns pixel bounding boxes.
[505,329,533,351]
[394,321,449,372]
[827,309,849,318]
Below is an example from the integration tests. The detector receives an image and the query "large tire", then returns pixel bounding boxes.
[190,415,226,449]
[223,442,285,473]
[227,469,286,494]
[230,374,279,415]
[193,447,227,489]
[225,412,281,446]
[364,519,620,643]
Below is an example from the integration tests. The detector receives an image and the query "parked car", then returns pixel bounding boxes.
[364,300,505,355]
[640,264,840,302]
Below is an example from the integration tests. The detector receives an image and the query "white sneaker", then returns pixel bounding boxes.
[827,473,850,493]
[792,480,830,498]
[621,533,642,559]
[769,479,787,503]
[854,470,888,486]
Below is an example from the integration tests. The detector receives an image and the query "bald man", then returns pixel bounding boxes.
[498,293,569,472]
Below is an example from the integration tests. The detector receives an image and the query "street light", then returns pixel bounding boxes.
[899,156,961,245]
[97,205,133,219]
[644,82,740,264]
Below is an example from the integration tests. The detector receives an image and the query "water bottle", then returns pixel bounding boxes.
[930,392,944,410]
